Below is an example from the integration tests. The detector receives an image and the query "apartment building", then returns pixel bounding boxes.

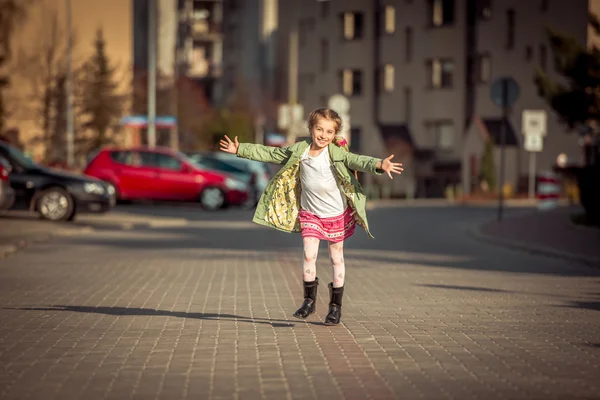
[133,0,224,108]
[221,0,279,129]
[277,0,588,197]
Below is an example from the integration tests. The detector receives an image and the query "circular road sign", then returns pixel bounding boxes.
[490,77,520,108]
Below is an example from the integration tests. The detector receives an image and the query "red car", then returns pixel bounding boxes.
[84,147,250,210]
[0,155,15,210]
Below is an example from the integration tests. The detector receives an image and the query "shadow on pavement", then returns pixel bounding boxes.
[3,305,329,327]
[559,300,600,312]
[415,284,511,293]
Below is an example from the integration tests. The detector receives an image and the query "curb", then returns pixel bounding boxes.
[0,226,95,261]
[466,224,600,268]
[0,233,54,260]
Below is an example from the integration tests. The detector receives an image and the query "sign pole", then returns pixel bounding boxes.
[497,80,508,222]
[528,151,536,199]
[490,76,519,222]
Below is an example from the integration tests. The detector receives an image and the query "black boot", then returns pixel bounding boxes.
[324,283,344,325]
[293,278,319,319]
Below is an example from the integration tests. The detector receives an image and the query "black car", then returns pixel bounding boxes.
[0,142,115,221]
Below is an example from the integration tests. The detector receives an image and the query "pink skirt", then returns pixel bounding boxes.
[299,207,356,243]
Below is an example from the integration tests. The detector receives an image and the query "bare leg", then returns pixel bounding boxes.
[302,237,320,282]
[328,241,345,288]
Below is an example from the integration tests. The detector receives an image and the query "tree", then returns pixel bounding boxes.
[79,28,125,153]
[480,137,495,192]
[14,5,76,162]
[0,0,35,132]
[534,13,600,165]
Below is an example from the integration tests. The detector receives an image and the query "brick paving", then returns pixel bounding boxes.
[0,206,599,399]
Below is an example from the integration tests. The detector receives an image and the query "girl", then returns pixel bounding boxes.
[219,108,403,325]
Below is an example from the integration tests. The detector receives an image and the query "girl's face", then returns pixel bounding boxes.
[310,117,337,150]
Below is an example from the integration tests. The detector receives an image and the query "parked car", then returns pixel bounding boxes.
[0,156,15,210]
[84,146,250,210]
[188,152,273,206]
[0,142,114,221]
[185,152,259,206]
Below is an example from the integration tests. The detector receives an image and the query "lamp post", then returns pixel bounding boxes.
[65,0,74,167]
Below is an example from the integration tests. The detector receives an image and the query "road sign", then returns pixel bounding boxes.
[490,77,520,108]
[524,132,544,152]
[522,110,547,136]
[120,115,177,128]
[328,94,350,113]
[278,104,304,130]
[489,77,519,222]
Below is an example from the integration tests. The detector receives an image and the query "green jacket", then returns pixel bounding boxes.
[237,139,383,238]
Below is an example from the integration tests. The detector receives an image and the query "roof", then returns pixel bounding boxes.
[379,124,414,146]
[481,118,519,146]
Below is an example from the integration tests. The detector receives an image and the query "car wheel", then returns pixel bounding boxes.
[105,182,118,207]
[37,187,75,221]
[199,186,225,210]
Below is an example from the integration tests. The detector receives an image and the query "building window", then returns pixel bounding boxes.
[506,9,515,50]
[299,74,315,102]
[342,12,364,40]
[478,0,492,20]
[540,44,547,71]
[427,58,454,88]
[405,27,413,62]
[384,6,396,34]
[320,94,328,107]
[299,18,315,47]
[350,128,361,152]
[383,64,395,92]
[321,39,329,72]
[404,87,412,124]
[427,120,455,150]
[340,69,362,96]
[429,0,455,27]
[321,0,330,19]
[476,53,491,83]
[525,45,533,61]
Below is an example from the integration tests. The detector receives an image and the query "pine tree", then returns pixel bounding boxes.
[80,28,125,153]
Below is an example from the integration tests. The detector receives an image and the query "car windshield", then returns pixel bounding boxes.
[3,143,37,169]
[177,151,200,166]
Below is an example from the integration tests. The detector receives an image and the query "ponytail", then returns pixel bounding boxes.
[332,136,358,180]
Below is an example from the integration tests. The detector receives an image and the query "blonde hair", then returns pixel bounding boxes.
[307,108,342,134]
[307,108,357,178]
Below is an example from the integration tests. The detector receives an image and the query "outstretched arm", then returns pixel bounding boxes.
[219,135,291,165]
[344,152,403,179]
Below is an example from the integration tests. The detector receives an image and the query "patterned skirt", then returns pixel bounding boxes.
[298,207,356,242]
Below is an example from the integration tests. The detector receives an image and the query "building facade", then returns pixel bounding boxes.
[133,0,224,117]
[276,0,588,198]
[221,0,279,133]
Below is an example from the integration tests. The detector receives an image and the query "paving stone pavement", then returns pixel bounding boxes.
[0,205,599,400]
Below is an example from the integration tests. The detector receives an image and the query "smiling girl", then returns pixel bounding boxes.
[219,108,403,325]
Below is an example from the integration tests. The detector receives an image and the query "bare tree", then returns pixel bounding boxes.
[14,4,80,162]
[0,0,36,132]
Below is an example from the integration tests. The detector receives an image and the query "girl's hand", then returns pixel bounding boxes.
[219,135,240,154]
[379,155,404,179]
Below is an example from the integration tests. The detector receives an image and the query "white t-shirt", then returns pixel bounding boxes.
[299,146,347,218]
